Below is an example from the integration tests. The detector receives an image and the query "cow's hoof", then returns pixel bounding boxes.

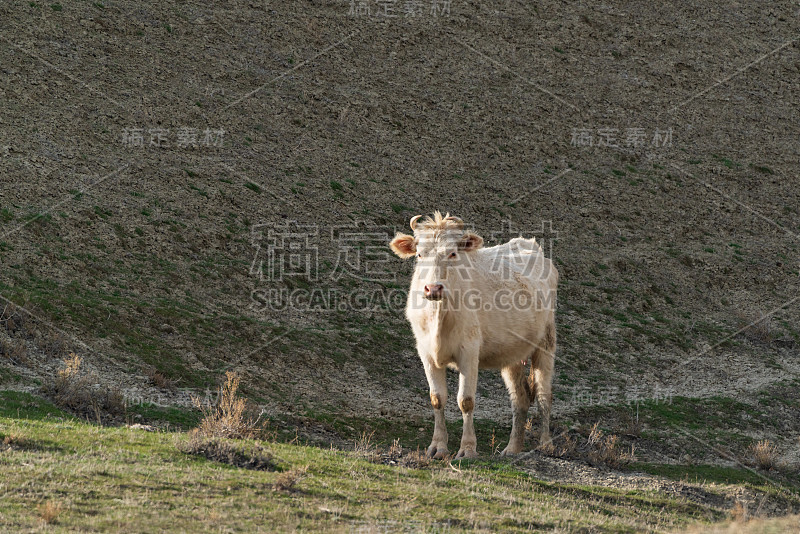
[500,445,523,456]
[455,448,479,459]
[433,449,449,460]
[427,444,449,460]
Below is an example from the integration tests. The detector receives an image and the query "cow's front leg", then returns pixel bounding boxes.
[423,359,449,459]
[455,355,479,459]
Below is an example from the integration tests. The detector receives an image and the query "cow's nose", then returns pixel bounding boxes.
[424,284,444,300]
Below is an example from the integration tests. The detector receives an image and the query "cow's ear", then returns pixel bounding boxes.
[390,233,416,259]
[458,232,483,252]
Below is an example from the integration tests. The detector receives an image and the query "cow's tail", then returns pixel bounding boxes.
[526,358,537,403]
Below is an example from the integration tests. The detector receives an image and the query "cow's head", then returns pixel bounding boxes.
[390,212,483,301]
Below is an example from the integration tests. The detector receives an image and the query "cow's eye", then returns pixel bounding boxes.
[416,253,422,258]
[449,252,457,259]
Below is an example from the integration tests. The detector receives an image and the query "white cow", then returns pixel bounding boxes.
[391,212,557,459]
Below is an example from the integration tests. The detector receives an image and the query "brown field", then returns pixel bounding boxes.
[1,0,799,531]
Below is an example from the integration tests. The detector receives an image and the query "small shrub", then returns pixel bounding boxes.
[398,447,432,469]
[38,500,62,524]
[350,434,435,469]
[588,424,635,468]
[44,353,125,420]
[179,435,275,470]
[40,330,69,358]
[0,301,34,337]
[387,438,402,458]
[273,465,308,492]
[748,440,779,470]
[587,422,604,446]
[1,337,27,364]
[1,432,30,451]
[588,433,624,467]
[145,366,177,390]
[735,311,773,343]
[353,430,381,462]
[560,434,578,457]
[375,438,404,465]
[47,353,93,408]
[537,441,556,455]
[730,500,748,523]
[539,433,577,458]
[39,331,69,358]
[541,422,634,468]
[192,371,263,439]
[621,409,642,438]
[359,439,434,469]
[354,430,374,451]
[105,387,126,415]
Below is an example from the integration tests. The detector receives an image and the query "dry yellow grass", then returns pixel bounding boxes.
[1,432,29,451]
[192,371,262,439]
[273,465,308,492]
[46,353,124,420]
[748,440,779,470]
[144,366,177,390]
[730,501,748,523]
[537,423,635,468]
[37,500,62,524]
[685,514,800,533]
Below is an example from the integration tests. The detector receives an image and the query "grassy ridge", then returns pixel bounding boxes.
[0,390,737,533]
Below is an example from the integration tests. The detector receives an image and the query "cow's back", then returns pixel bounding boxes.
[470,237,557,368]
[477,237,557,290]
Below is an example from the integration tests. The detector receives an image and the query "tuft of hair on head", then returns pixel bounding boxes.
[415,211,465,233]
[444,215,464,229]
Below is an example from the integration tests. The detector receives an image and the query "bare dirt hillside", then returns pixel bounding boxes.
[1,0,799,520]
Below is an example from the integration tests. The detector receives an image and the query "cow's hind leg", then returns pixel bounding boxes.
[500,361,531,456]
[423,359,449,459]
[530,321,555,446]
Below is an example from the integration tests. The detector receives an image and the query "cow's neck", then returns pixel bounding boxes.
[427,298,459,363]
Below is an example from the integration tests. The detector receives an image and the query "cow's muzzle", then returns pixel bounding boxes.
[424,283,444,301]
